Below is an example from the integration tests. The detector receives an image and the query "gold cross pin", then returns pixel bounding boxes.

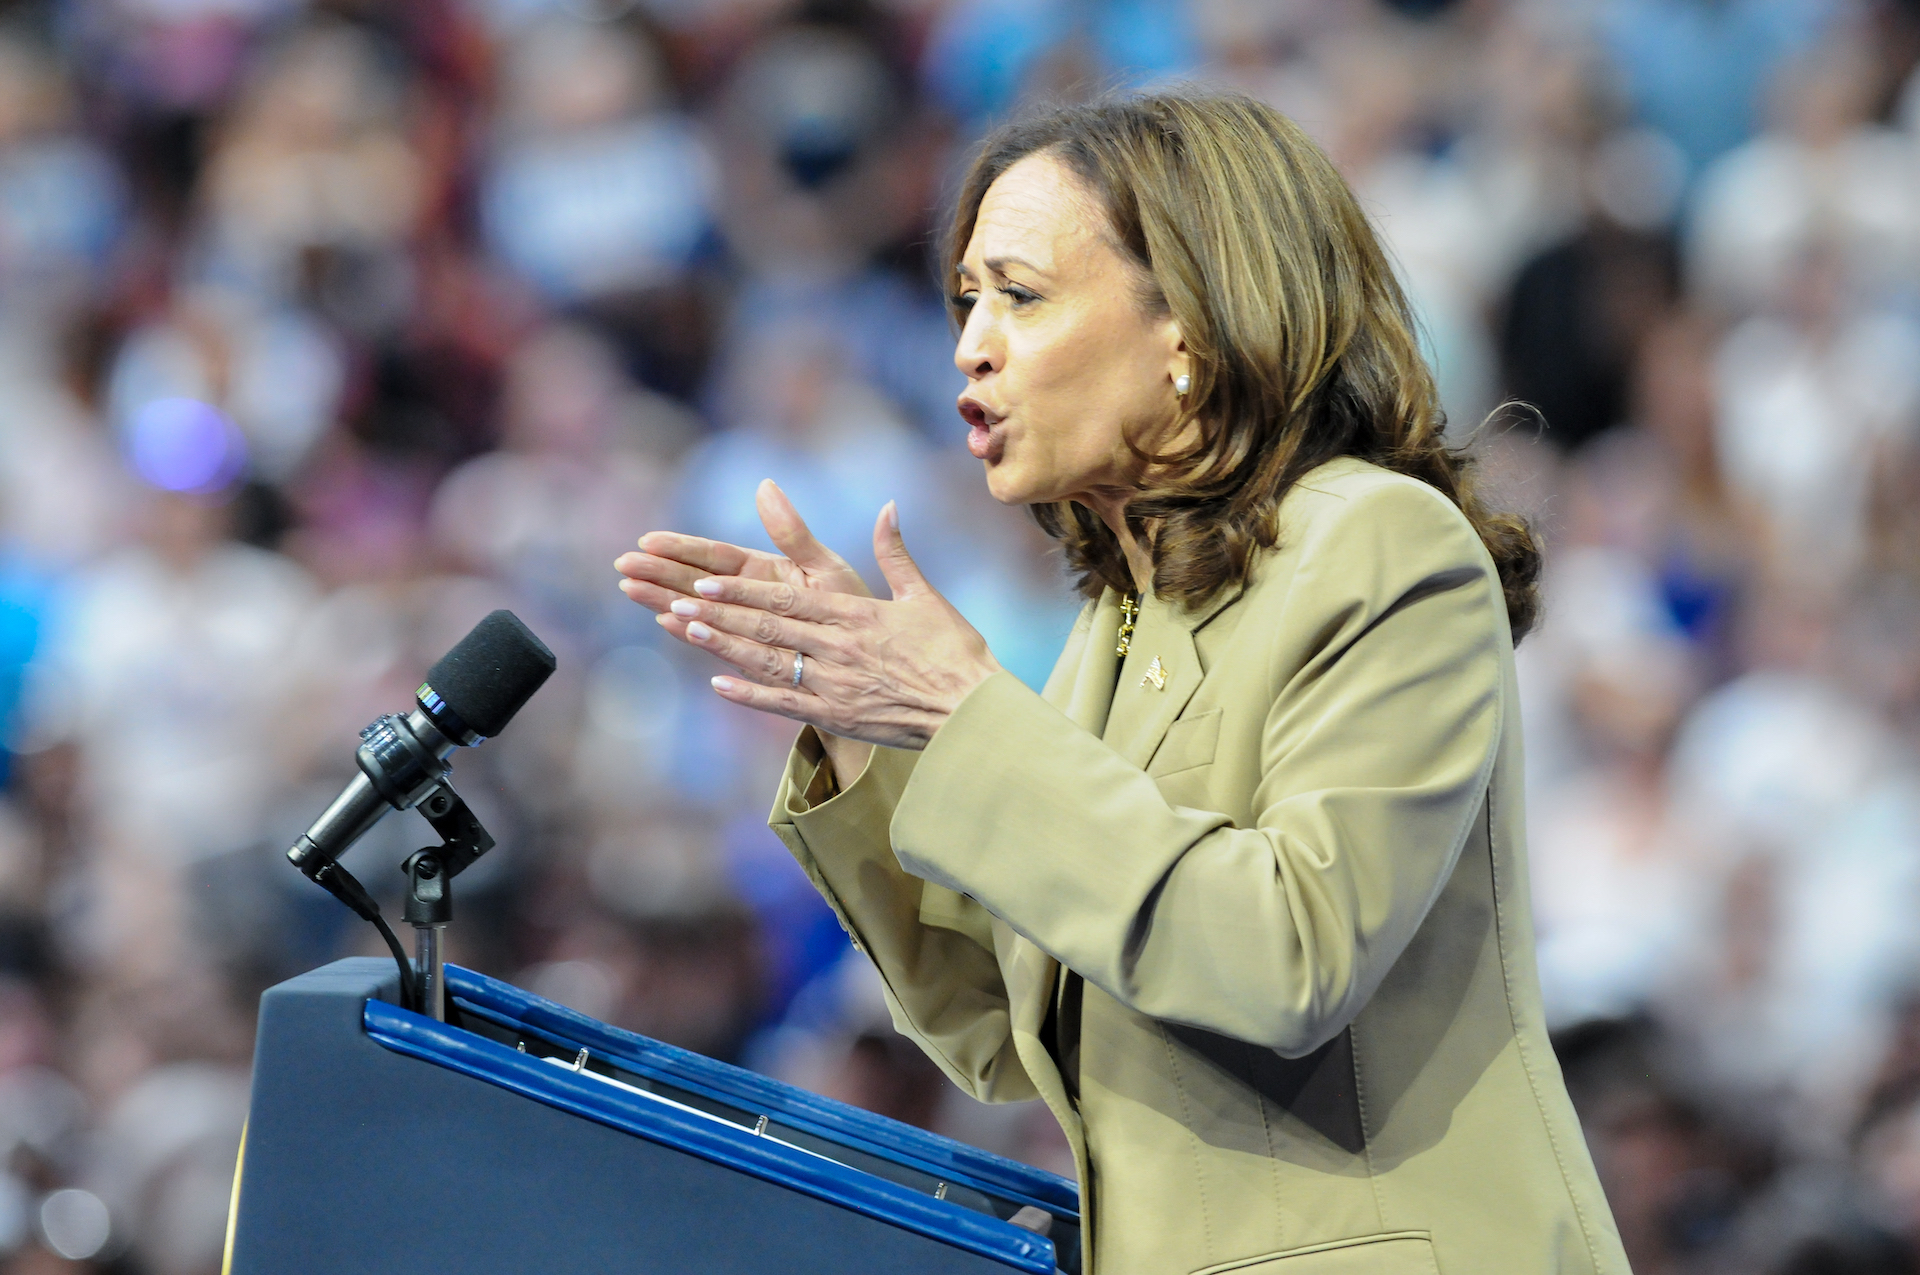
[1140,656,1167,690]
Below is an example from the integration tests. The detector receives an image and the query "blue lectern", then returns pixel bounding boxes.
[227,959,1081,1274]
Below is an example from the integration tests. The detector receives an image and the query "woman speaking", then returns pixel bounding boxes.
[616,91,1629,1275]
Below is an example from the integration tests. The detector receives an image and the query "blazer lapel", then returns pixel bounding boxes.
[996,581,1247,1151]
[1048,588,1122,734]
[1102,586,1235,770]
[1004,582,1248,1014]
[1009,589,1126,1049]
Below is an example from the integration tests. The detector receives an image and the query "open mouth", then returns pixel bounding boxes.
[957,399,1004,461]
[957,399,1000,430]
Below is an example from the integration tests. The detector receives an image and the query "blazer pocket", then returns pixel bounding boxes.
[1190,1232,1438,1275]
[1148,708,1223,778]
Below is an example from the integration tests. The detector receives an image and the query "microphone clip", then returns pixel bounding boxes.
[410,781,494,882]
[401,780,495,1022]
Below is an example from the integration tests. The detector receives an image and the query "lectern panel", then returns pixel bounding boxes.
[228,959,1079,1275]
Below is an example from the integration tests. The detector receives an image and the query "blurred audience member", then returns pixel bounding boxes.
[482,19,710,308]
[0,38,125,316]
[1600,0,1835,180]
[678,322,933,589]
[197,23,422,324]
[1690,36,1920,317]
[432,321,695,646]
[1661,584,1920,1153]
[48,486,316,873]
[1712,248,1920,576]
[105,291,345,484]
[708,19,961,435]
[1497,108,1684,452]
[920,0,1198,130]
[1625,313,1748,670]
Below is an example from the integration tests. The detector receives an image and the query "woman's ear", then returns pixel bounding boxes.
[1159,318,1190,393]
[1160,317,1190,391]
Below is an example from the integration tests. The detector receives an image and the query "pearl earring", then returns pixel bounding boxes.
[1174,374,1191,396]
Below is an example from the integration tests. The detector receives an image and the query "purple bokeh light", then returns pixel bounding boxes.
[126,397,247,494]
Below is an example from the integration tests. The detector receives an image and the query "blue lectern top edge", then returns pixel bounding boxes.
[444,963,1080,1214]
[361,971,1068,1274]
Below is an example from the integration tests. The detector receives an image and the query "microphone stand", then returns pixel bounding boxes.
[402,782,494,1022]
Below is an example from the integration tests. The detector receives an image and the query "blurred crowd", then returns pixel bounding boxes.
[0,0,1917,1271]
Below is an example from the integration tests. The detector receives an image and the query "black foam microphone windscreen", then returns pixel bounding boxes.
[419,610,557,740]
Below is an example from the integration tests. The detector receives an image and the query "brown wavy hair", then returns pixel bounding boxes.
[943,90,1542,640]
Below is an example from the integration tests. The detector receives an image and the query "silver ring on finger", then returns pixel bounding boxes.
[791,650,805,689]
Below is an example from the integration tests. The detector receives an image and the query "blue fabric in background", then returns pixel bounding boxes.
[920,0,1199,130]
[723,811,852,1031]
[1601,0,1836,184]
[0,554,47,789]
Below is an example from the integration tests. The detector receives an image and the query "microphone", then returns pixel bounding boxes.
[287,610,556,884]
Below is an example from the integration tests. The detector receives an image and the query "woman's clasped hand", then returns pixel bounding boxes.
[615,477,1003,752]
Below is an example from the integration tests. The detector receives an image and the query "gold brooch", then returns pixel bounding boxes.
[1115,594,1139,657]
[1140,656,1167,690]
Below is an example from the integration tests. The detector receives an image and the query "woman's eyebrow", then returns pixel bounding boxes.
[985,255,1044,277]
[956,256,1046,282]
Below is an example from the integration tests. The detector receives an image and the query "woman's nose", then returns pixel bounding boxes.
[953,307,999,379]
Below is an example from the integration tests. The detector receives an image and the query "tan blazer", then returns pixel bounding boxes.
[770,457,1631,1275]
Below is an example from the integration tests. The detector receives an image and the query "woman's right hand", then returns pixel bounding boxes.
[616,479,876,780]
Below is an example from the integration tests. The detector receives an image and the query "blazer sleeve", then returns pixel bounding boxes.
[769,733,1038,1102]
[888,479,1507,1058]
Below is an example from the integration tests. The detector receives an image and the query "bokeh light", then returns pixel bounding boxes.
[38,1189,109,1261]
[125,397,247,494]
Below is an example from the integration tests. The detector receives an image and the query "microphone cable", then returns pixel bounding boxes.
[307,856,421,1014]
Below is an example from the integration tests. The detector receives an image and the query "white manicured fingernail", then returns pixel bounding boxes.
[670,598,699,617]
[687,621,713,641]
[655,612,669,626]
[694,577,723,597]
[712,676,735,692]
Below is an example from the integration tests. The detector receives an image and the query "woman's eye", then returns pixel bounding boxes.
[950,290,978,315]
[998,284,1039,307]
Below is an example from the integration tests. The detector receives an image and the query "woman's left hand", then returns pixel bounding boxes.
[657,501,1003,750]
